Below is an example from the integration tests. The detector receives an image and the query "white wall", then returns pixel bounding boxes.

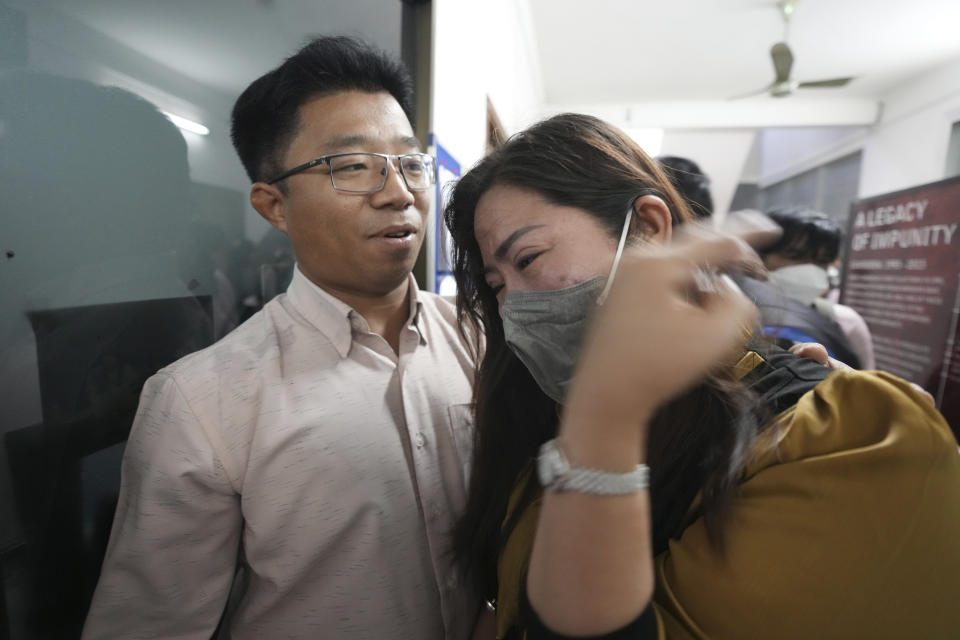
[430,0,487,173]
[757,126,869,187]
[432,5,958,224]
[658,129,757,222]
[859,56,960,198]
[431,0,545,174]
[482,0,545,140]
[742,56,960,199]
[428,0,546,291]
[740,134,763,184]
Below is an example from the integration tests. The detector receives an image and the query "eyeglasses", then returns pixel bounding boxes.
[266,152,437,193]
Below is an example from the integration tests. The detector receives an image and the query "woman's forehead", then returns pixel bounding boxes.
[476,185,546,219]
[474,186,548,243]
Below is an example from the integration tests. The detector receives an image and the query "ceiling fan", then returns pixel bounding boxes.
[734,0,854,99]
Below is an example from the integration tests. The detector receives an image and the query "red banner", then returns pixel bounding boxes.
[840,176,960,435]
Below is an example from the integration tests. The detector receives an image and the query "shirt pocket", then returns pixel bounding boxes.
[446,402,476,482]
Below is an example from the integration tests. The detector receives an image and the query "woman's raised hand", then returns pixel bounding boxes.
[563,226,774,439]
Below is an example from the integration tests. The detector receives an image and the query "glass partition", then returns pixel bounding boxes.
[0,2,403,636]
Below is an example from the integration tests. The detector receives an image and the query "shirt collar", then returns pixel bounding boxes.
[286,265,426,358]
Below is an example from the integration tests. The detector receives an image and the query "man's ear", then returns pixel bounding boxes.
[250,182,289,232]
[632,195,673,245]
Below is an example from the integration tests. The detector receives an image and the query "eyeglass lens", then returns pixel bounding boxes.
[328,153,434,193]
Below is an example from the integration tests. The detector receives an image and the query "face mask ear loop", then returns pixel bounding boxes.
[596,208,633,305]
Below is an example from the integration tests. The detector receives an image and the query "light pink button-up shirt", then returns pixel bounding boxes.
[83,267,480,639]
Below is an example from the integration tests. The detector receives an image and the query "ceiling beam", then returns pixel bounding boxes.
[543,98,881,129]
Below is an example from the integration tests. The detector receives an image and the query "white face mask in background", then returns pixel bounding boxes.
[767,264,830,305]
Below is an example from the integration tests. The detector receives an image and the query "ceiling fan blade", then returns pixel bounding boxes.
[771,42,794,83]
[797,77,854,89]
[728,84,775,100]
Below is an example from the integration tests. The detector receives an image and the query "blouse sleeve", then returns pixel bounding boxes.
[654,370,960,639]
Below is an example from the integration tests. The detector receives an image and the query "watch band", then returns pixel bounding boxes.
[537,438,649,495]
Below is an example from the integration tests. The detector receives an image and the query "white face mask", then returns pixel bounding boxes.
[499,208,632,403]
[768,264,830,305]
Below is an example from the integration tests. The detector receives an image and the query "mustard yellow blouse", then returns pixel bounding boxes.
[496,360,960,639]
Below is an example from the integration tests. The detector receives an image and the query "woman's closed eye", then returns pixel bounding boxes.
[516,251,544,270]
[482,251,544,296]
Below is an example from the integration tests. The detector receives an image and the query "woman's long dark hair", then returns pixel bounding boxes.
[446,114,765,600]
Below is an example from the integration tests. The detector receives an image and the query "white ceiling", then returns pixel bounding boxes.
[527,0,960,105]
[13,0,960,127]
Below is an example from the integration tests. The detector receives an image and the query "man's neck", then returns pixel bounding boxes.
[321,277,412,354]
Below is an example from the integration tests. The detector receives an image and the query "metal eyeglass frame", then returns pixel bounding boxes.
[265,152,437,193]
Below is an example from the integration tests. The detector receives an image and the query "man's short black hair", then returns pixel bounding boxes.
[657,155,713,220]
[762,207,842,265]
[230,35,415,184]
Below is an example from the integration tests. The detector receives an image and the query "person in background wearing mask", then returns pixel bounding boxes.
[446,113,960,639]
[759,207,875,369]
[656,156,854,370]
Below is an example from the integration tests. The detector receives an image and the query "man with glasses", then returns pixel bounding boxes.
[84,36,479,640]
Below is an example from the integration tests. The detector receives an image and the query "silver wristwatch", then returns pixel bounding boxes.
[537,438,649,495]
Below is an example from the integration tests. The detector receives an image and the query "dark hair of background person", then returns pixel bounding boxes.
[657,155,714,220]
[760,207,842,266]
[230,35,415,187]
[445,113,766,599]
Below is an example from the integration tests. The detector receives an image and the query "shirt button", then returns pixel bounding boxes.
[415,432,426,448]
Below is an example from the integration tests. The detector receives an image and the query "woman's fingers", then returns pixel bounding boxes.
[566,227,763,426]
[788,342,857,372]
[660,226,768,286]
[788,343,934,406]
[789,342,832,365]
[719,209,783,251]
[909,383,936,406]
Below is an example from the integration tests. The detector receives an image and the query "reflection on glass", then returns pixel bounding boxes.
[0,58,289,640]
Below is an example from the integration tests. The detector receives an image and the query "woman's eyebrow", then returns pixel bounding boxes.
[494,225,545,260]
